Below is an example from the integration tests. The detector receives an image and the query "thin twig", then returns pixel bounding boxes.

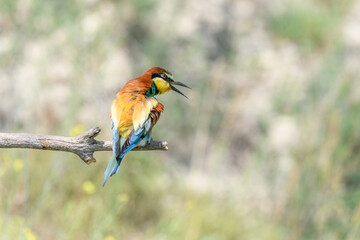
[0,127,168,164]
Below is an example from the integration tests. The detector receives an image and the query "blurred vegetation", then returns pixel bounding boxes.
[268,0,352,50]
[1,0,360,239]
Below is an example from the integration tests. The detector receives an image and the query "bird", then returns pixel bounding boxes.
[103,67,190,186]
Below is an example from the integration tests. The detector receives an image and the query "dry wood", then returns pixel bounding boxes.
[0,127,168,164]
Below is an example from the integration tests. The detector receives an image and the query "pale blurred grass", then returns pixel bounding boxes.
[268,0,352,50]
[1,0,360,239]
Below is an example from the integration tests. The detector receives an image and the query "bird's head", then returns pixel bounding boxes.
[148,67,191,98]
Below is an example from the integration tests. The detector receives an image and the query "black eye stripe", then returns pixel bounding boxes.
[152,73,161,79]
[152,72,170,80]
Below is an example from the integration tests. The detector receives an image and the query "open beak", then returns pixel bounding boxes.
[170,80,191,99]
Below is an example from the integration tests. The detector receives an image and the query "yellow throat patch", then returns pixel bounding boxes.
[153,77,171,94]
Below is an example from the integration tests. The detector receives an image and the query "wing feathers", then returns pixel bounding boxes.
[105,93,162,185]
[133,97,158,130]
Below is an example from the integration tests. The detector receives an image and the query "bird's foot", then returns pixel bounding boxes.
[137,137,152,147]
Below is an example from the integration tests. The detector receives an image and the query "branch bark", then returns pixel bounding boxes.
[0,127,168,164]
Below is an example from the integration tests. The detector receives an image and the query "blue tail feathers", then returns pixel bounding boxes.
[103,118,152,186]
[103,155,123,186]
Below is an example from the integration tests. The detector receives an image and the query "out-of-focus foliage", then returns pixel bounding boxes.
[268,0,351,50]
[1,0,360,239]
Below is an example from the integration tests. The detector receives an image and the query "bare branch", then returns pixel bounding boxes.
[0,127,168,164]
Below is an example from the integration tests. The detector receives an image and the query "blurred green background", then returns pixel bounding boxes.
[1,0,360,239]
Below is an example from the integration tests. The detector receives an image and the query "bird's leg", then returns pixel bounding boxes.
[146,130,153,144]
[137,130,153,146]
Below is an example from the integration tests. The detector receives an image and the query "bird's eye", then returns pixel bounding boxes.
[161,73,166,79]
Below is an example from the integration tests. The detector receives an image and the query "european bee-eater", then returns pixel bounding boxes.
[103,67,190,186]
